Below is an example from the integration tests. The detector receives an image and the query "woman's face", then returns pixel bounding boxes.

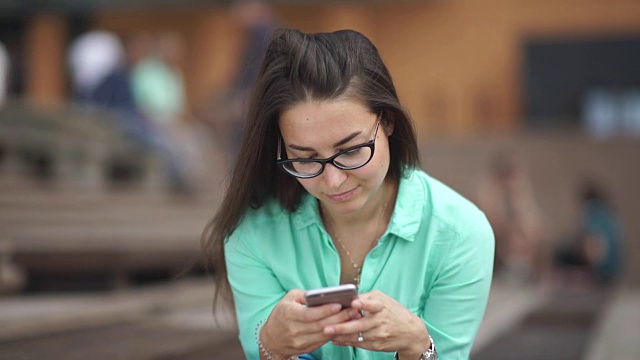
[278,99,392,216]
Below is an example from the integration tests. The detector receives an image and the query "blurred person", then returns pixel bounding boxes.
[477,151,547,284]
[554,181,624,285]
[68,31,150,185]
[204,0,277,161]
[131,32,186,126]
[131,33,199,193]
[68,31,125,103]
[203,29,494,359]
[229,0,277,102]
[70,31,198,193]
[70,31,157,186]
[0,41,9,105]
[90,33,154,147]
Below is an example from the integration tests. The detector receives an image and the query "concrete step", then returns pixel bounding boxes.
[0,278,242,359]
[473,286,610,360]
[472,280,550,355]
[0,278,233,342]
[0,321,241,360]
[584,286,640,360]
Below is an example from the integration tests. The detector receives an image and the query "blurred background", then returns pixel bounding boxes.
[1,0,639,359]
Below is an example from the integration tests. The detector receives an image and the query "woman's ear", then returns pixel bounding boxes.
[383,116,395,137]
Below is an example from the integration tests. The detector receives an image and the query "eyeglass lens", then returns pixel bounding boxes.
[282,145,373,176]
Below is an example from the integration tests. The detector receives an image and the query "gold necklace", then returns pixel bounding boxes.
[323,200,389,286]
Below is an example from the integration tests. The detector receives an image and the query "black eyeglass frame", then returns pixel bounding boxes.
[277,115,382,179]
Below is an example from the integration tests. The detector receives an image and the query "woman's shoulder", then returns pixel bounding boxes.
[235,198,288,228]
[229,196,316,244]
[407,168,489,232]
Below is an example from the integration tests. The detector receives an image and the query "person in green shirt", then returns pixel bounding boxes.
[203,28,494,360]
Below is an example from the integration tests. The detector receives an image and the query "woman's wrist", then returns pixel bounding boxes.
[395,336,434,360]
[396,341,430,360]
[396,317,431,359]
[257,319,298,360]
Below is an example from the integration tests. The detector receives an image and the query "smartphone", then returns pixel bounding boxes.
[305,284,358,308]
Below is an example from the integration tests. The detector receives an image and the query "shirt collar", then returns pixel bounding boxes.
[293,192,322,230]
[292,169,426,242]
[387,169,425,242]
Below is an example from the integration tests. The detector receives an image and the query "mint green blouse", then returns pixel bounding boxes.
[225,169,494,359]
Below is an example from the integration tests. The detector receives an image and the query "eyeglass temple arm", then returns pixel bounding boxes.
[277,135,282,160]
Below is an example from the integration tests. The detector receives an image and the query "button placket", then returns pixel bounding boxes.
[359,234,391,290]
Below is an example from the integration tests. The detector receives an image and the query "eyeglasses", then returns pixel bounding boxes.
[277,115,381,179]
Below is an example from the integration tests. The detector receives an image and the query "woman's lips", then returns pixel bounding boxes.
[327,187,357,201]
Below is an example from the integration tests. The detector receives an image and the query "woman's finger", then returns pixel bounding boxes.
[351,297,384,314]
[323,316,374,336]
[282,330,337,355]
[332,330,380,350]
[284,289,307,304]
[317,308,353,328]
[287,302,343,323]
[347,307,364,320]
[331,332,366,344]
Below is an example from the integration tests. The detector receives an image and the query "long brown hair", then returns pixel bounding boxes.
[202,28,420,307]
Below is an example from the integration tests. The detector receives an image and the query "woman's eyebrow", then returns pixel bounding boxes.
[288,144,315,151]
[333,131,361,147]
[287,131,362,152]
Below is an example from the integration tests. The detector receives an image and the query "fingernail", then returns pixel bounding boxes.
[325,326,335,335]
[331,304,342,312]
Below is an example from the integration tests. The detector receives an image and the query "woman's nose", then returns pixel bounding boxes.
[322,163,348,189]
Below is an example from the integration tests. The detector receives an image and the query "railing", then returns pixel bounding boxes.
[0,101,164,192]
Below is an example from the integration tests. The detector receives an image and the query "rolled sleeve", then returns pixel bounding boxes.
[225,231,286,359]
[421,213,495,359]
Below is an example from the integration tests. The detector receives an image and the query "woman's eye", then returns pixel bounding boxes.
[342,148,362,157]
[290,152,316,160]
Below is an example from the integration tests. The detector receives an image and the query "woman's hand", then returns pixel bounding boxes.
[260,289,353,358]
[324,290,431,358]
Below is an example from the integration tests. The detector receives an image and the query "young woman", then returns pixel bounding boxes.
[203,28,494,360]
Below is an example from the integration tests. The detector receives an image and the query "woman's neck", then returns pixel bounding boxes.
[321,178,398,231]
